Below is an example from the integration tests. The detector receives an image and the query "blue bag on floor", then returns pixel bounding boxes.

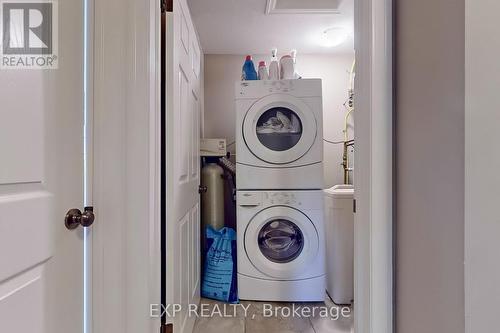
[201,226,238,303]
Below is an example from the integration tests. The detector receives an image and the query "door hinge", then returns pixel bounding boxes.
[160,323,173,333]
[161,0,173,13]
[353,199,356,213]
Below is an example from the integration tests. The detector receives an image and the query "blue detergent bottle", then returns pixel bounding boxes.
[242,55,258,80]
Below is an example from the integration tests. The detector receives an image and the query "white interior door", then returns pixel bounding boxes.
[165,0,202,332]
[0,0,85,332]
[465,1,500,331]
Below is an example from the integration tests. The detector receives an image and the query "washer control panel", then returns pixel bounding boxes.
[237,192,262,207]
[268,192,298,205]
[237,191,323,209]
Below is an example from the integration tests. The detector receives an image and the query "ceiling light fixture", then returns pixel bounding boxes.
[266,0,341,14]
[319,27,349,48]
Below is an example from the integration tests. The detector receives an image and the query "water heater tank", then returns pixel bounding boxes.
[201,163,225,231]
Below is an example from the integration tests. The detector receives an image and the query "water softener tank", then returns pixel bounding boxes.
[201,163,225,231]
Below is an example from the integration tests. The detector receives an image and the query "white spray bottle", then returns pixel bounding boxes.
[269,48,280,80]
[290,49,301,79]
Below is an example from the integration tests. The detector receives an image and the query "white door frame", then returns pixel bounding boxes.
[354,0,393,332]
[465,1,500,331]
[91,0,393,332]
[91,0,161,332]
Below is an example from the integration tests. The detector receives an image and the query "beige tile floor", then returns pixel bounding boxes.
[193,295,354,333]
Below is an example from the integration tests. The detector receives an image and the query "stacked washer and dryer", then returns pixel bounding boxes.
[235,79,326,302]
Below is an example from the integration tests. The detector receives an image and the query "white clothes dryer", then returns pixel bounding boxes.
[235,79,324,190]
[237,190,325,302]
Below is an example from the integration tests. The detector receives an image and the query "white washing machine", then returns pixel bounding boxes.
[235,79,324,190]
[237,190,325,302]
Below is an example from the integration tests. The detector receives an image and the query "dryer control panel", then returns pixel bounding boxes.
[235,79,322,99]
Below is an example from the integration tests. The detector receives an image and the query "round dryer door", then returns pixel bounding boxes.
[242,94,318,164]
[244,206,319,279]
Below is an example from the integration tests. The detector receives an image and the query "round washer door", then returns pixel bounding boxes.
[243,94,318,164]
[244,206,319,279]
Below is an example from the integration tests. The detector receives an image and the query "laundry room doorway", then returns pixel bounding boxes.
[159,0,393,332]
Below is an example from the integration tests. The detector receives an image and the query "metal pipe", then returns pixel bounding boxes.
[342,59,356,185]
[342,102,354,184]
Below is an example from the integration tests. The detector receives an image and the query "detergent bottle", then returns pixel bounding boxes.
[280,53,295,80]
[258,61,269,80]
[290,49,301,79]
[241,55,258,80]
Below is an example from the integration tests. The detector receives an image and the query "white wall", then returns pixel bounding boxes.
[396,0,465,332]
[465,1,500,332]
[204,53,355,188]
